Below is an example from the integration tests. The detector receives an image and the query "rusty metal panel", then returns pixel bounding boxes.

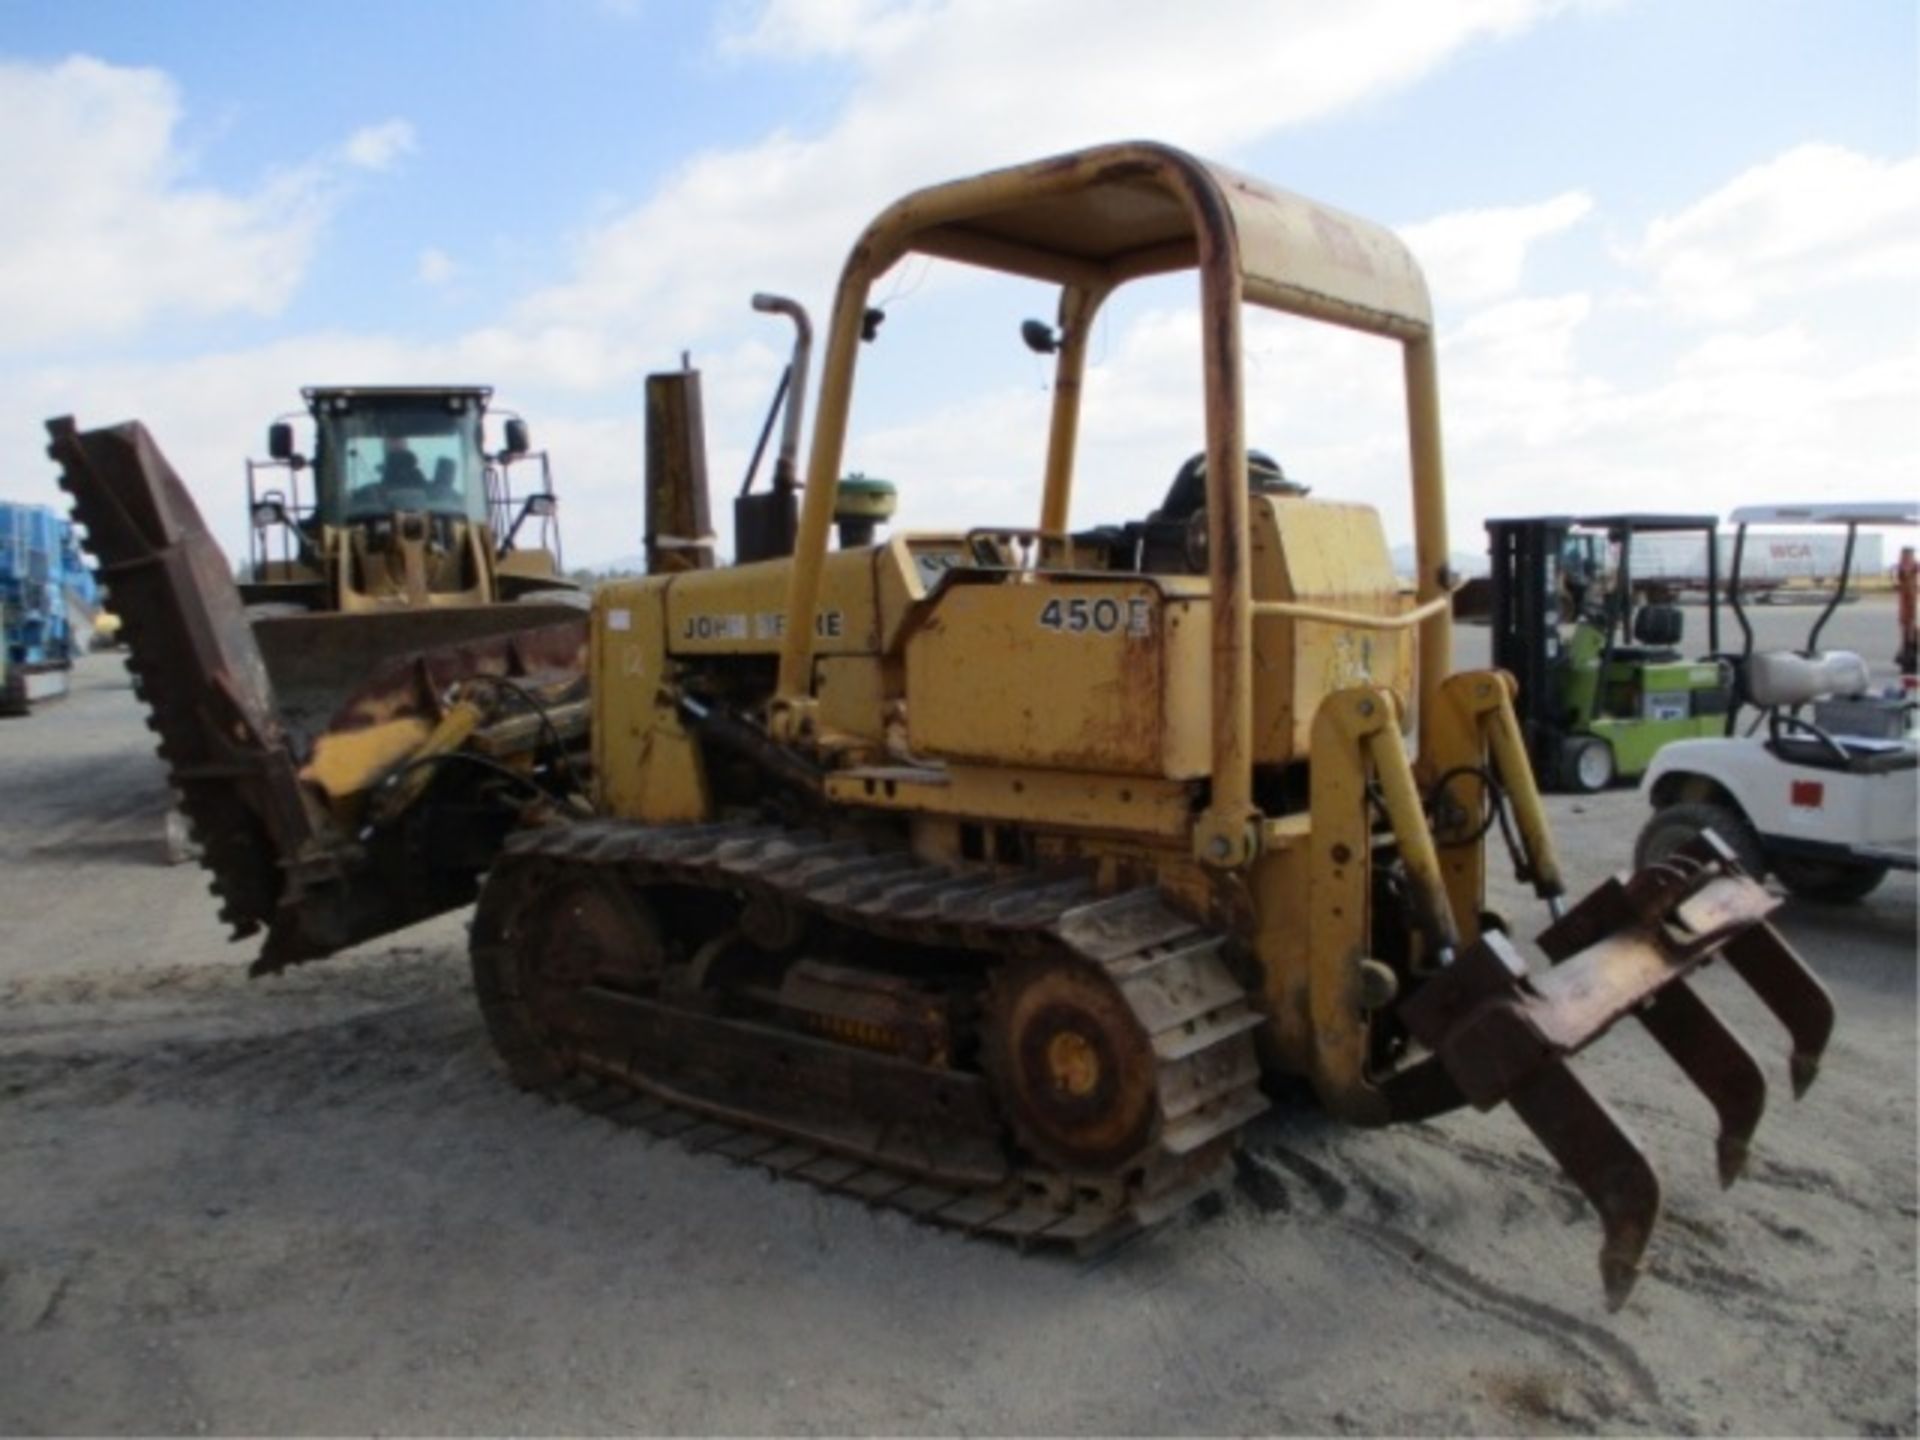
[823,762,1195,839]
[1214,164,1432,338]
[1249,497,1412,764]
[905,578,1210,778]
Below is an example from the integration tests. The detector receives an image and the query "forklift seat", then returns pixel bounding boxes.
[1609,603,1685,663]
[1633,604,1683,647]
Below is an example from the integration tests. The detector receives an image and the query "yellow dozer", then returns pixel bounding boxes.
[494,146,1817,1304]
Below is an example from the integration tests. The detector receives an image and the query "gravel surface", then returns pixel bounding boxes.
[1,600,1913,1435]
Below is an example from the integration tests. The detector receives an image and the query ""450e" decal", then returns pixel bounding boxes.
[1037,596,1153,636]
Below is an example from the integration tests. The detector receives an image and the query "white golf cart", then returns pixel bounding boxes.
[1635,502,1918,902]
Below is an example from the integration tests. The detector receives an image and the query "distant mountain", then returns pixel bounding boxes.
[1390,544,1489,581]
[593,553,650,577]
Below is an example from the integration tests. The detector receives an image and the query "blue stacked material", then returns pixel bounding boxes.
[1,501,91,667]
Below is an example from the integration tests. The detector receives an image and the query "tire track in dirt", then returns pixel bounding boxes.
[0,974,481,1120]
[1232,1141,1662,1416]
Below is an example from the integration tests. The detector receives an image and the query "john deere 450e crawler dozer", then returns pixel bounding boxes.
[469,143,1833,1307]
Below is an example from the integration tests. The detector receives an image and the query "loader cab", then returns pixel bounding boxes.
[244,385,568,613]
[1488,513,1730,792]
[314,391,492,528]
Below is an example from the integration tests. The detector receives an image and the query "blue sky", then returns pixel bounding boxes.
[1,0,1914,566]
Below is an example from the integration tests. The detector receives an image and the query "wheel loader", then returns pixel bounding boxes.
[469,142,1834,1307]
[239,385,579,739]
[46,388,591,968]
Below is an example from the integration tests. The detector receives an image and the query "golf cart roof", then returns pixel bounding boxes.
[1487,513,1717,533]
[1729,502,1920,527]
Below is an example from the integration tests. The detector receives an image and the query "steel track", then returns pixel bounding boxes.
[472,819,1271,1252]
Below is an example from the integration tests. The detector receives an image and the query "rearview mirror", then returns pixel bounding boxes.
[504,418,530,456]
[267,422,295,461]
[1021,318,1061,355]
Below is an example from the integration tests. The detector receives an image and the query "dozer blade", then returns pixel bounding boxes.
[1398,830,1835,1309]
[47,416,588,971]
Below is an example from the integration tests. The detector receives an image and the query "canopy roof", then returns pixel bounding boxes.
[303,386,494,404]
[865,140,1433,341]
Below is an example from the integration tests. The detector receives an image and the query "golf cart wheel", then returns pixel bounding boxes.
[1770,853,1889,904]
[1635,800,1766,879]
[1561,736,1616,793]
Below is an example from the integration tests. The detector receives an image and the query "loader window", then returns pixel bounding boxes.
[324,405,488,525]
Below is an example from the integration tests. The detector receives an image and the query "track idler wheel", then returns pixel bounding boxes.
[984,958,1158,1176]
[471,857,664,1089]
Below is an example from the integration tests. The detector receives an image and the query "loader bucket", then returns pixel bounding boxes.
[47,416,588,971]
[1397,830,1835,1309]
[253,605,586,755]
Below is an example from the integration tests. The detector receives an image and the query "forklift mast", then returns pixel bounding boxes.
[1487,517,1572,770]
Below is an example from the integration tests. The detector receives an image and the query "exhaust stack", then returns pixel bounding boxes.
[643,359,715,575]
[734,294,813,564]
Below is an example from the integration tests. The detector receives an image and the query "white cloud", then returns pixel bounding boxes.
[0,57,411,358]
[12,21,1911,578]
[722,0,941,60]
[0,57,329,355]
[342,119,417,173]
[521,0,1562,350]
[418,247,457,286]
[1398,192,1593,308]
[1628,143,1920,322]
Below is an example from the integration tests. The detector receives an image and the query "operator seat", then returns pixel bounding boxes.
[1073,449,1305,573]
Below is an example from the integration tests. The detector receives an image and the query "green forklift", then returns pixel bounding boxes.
[1488,513,1732,792]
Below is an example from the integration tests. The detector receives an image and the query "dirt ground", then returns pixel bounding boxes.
[1,600,1914,1436]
